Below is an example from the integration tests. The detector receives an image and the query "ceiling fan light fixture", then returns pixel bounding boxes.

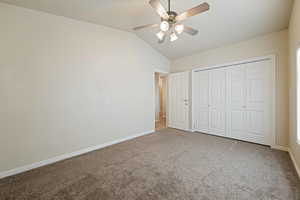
[170,32,178,42]
[133,0,207,44]
[175,24,184,34]
[160,21,170,32]
[156,31,165,40]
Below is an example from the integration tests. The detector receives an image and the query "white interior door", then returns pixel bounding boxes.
[193,70,209,133]
[208,69,227,136]
[168,72,189,131]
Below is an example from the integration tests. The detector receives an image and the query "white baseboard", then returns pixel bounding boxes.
[0,130,154,180]
[271,145,289,152]
[288,148,300,179]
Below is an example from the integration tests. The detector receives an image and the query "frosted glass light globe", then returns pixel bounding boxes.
[170,32,178,42]
[156,31,165,40]
[175,24,184,34]
[160,21,170,32]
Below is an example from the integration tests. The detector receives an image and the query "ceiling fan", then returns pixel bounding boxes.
[133,0,210,43]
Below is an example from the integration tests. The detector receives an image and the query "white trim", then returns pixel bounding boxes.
[191,55,277,147]
[154,68,169,74]
[168,126,191,132]
[270,55,277,147]
[289,148,300,179]
[0,130,154,180]
[297,47,300,145]
[191,69,195,131]
[271,145,289,152]
[191,55,274,72]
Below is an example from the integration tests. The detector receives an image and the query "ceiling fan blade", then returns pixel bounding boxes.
[184,26,199,36]
[133,24,158,31]
[176,2,209,22]
[149,0,169,20]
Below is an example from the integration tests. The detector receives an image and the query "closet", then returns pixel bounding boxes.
[192,59,274,145]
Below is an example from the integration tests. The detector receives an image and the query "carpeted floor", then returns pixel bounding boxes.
[0,128,300,200]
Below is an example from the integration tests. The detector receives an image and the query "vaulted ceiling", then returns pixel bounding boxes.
[0,0,293,59]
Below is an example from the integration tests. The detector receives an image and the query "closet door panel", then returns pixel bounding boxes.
[193,71,209,132]
[209,109,226,135]
[227,61,271,145]
[245,111,264,135]
[226,66,246,139]
[208,69,226,136]
[245,64,266,110]
[243,61,271,144]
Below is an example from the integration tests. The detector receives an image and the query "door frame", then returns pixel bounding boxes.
[191,55,276,147]
[154,69,169,130]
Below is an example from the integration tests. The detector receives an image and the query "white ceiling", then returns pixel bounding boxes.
[0,0,293,59]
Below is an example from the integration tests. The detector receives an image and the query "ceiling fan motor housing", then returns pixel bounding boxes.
[164,11,178,24]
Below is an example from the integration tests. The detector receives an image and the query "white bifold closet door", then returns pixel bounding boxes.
[227,61,272,145]
[193,59,273,145]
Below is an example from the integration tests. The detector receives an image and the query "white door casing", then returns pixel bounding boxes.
[168,72,189,131]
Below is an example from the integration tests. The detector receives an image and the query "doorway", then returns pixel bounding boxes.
[155,72,167,131]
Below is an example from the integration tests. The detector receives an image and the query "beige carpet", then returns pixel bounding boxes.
[0,128,299,200]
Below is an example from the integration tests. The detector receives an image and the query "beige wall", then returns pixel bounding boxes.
[171,30,289,147]
[288,0,300,170]
[0,3,170,173]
